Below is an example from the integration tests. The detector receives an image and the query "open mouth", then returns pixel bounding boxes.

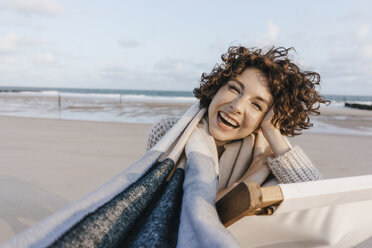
[218,111,239,128]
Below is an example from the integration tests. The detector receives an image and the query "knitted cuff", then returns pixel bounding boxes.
[267,146,322,184]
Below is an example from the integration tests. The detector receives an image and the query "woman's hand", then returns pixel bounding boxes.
[260,106,290,156]
[240,153,272,183]
[216,152,272,202]
[260,105,276,131]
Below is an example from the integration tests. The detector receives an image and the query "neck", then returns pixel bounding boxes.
[215,138,228,147]
[216,145,225,158]
[215,139,228,158]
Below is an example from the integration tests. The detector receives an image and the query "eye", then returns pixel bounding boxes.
[228,84,240,94]
[253,102,262,111]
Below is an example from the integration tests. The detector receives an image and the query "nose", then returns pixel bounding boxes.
[230,97,246,115]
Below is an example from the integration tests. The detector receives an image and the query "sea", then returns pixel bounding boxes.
[0,86,372,135]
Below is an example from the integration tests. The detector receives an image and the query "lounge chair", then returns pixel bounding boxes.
[217,174,372,247]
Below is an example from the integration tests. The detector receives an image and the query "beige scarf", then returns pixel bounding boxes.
[173,116,272,195]
[217,127,272,191]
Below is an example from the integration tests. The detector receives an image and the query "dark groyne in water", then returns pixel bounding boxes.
[345,102,372,110]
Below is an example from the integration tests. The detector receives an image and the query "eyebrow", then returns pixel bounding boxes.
[231,78,245,90]
[230,79,270,106]
[255,96,270,106]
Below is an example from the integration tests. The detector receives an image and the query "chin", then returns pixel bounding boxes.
[209,127,230,143]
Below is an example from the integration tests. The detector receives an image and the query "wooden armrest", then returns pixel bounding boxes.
[216,181,283,227]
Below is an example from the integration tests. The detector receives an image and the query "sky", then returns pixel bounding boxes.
[0,0,372,95]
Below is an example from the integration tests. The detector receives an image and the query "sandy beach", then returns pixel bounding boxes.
[0,106,372,246]
[0,116,152,243]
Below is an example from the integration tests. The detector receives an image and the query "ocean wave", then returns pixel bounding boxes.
[119,94,197,103]
[0,90,59,97]
[0,90,197,103]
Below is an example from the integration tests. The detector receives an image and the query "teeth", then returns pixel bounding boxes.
[220,112,239,127]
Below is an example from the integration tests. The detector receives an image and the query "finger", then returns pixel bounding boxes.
[263,106,274,122]
[254,131,271,156]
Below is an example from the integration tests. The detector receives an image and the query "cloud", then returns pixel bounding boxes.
[258,21,279,46]
[265,21,279,41]
[361,44,372,59]
[0,33,41,54]
[100,58,206,90]
[292,22,372,95]
[338,11,366,22]
[4,0,63,16]
[318,39,372,95]
[153,57,206,79]
[209,34,229,52]
[0,33,19,53]
[100,62,160,89]
[209,35,245,53]
[100,62,131,78]
[154,57,188,72]
[33,52,63,67]
[118,38,141,48]
[0,56,18,64]
[354,23,370,40]
[353,24,372,60]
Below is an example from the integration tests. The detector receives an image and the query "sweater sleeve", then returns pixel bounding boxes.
[267,146,322,184]
[146,117,179,151]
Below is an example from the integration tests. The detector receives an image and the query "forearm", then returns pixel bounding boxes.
[259,108,322,183]
[260,123,322,183]
[261,124,290,156]
[267,146,323,183]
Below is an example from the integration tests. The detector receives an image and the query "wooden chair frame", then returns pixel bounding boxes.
[216,181,284,227]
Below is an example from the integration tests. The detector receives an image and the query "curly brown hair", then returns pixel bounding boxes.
[193,46,330,136]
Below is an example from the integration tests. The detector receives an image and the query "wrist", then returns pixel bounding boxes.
[260,121,278,135]
[261,125,290,156]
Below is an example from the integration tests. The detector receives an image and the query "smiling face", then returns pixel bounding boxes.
[208,68,274,146]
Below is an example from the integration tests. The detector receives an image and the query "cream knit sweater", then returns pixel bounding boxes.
[147,117,322,184]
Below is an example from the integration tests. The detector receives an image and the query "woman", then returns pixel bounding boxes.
[147,46,328,195]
